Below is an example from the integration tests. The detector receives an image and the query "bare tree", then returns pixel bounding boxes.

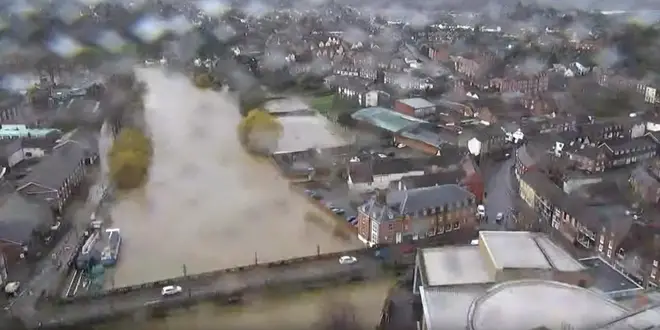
[317,299,363,330]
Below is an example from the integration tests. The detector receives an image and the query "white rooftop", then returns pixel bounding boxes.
[480,231,585,271]
[468,280,627,330]
[420,246,493,287]
[420,286,486,330]
[263,97,309,113]
[274,114,351,154]
[398,97,435,109]
[597,304,660,330]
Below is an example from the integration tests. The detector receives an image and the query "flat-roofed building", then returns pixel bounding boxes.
[413,231,660,330]
[413,231,589,294]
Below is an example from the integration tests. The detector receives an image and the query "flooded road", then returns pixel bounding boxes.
[104,68,361,287]
[95,280,392,330]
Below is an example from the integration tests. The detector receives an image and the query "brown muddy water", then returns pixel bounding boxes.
[94,279,393,330]
[102,68,361,288]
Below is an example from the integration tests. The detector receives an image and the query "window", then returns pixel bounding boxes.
[598,243,604,252]
[652,268,657,280]
[607,248,612,258]
[388,223,394,230]
[654,260,659,268]
[608,241,613,250]
[600,235,604,244]
[445,223,452,232]
[552,219,560,229]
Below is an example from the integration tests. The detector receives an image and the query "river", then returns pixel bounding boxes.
[102,67,361,288]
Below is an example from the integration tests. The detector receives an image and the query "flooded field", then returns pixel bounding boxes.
[95,279,393,330]
[103,68,361,287]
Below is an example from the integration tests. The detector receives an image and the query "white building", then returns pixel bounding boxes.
[414,231,660,329]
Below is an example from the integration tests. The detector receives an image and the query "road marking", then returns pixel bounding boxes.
[144,300,161,306]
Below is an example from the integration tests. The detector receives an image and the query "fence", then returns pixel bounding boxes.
[39,268,373,330]
[55,246,375,305]
[377,287,395,329]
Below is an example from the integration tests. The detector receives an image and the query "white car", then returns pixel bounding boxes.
[161,285,183,296]
[477,205,486,217]
[496,212,504,223]
[339,256,357,265]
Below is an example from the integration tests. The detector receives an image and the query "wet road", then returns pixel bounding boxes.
[482,157,516,231]
[104,68,361,288]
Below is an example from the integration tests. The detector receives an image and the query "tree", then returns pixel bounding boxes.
[194,73,213,89]
[237,109,282,154]
[101,72,147,134]
[108,128,153,190]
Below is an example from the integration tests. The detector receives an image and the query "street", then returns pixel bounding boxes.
[35,251,385,328]
[6,167,105,325]
[481,157,517,231]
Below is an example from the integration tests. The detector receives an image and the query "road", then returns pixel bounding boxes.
[35,251,384,328]
[482,157,516,231]
[7,167,106,325]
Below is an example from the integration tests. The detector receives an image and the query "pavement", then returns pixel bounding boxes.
[383,286,417,330]
[6,168,105,324]
[35,251,384,327]
[481,156,517,231]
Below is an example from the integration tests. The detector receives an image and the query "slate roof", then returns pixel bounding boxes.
[348,154,466,184]
[18,141,85,192]
[397,170,465,189]
[61,129,99,157]
[387,184,475,216]
[0,181,53,244]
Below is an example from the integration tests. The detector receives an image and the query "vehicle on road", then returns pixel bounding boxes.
[339,256,357,265]
[161,285,183,296]
[346,215,357,225]
[4,281,20,297]
[477,205,486,218]
[331,207,345,215]
[496,212,504,224]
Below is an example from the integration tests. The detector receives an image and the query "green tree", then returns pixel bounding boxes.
[237,109,282,154]
[108,128,153,190]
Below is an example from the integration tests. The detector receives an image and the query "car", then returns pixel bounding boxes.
[161,285,183,296]
[339,256,357,265]
[346,216,356,222]
[332,208,345,215]
[496,212,504,223]
[477,205,486,218]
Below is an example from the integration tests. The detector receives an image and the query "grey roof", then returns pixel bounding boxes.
[0,185,53,244]
[387,184,474,215]
[398,98,435,109]
[63,129,100,156]
[18,141,85,191]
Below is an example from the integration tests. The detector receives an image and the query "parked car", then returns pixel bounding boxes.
[161,285,183,296]
[339,256,357,265]
[496,212,504,224]
[332,208,345,215]
[477,205,486,218]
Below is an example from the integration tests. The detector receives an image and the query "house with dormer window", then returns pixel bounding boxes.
[356,184,477,246]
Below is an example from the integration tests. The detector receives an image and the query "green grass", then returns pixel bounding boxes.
[310,95,335,114]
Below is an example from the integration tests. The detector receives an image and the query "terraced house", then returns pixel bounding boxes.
[357,184,477,246]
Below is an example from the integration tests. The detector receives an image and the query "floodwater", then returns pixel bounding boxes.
[103,68,361,287]
[95,279,392,330]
